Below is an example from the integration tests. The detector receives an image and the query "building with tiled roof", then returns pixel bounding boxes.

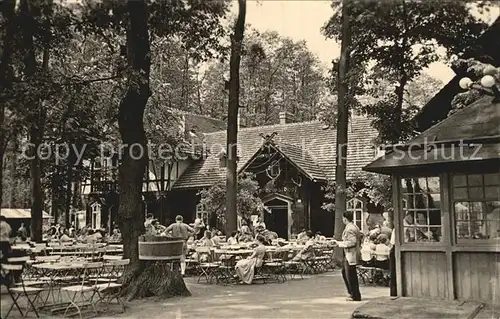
[165,113,381,238]
[173,117,377,189]
[80,111,226,231]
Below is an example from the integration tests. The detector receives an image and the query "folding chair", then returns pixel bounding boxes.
[312,248,330,273]
[195,247,219,284]
[60,262,103,318]
[1,262,43,318]
[184,253,200,276]
[215,252,236,285]
[282,250,304,280]
[94,258,129,313]
[263,250,287,283]
[357,265,376,284]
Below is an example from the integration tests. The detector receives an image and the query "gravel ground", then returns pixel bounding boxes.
[101,271,388,319]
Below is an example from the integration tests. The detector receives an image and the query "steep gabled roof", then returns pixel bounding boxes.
[273,141,327,180]
[172,117,378,189]
[240,139,327,181]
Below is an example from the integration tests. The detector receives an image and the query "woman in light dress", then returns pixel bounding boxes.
[235,235,267,284]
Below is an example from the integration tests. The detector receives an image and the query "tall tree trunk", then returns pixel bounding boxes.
[20,0,49,242]
[51,168,60,222]
[117,0,151,270]
[226,0,246,235]
[0,0,17,209]
[387,0,409,229]
[64,154,74,228]
[333,0,352,262]
[117,0,190,300]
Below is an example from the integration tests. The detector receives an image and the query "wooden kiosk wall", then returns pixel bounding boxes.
[392,172,500,305]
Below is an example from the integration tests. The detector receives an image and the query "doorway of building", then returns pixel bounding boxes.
[266,206,288,240]
[262,194,292,240]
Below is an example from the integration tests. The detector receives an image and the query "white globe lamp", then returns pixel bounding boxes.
[480,75,496,88]
[459,77,473,90]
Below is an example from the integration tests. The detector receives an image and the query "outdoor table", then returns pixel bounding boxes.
[11,244,31,251]
[224,245,247,250]
[218,249,253,255]
[279,245,305,251]
[31,262,87,308]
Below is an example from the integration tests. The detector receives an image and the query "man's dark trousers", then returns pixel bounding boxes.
[341,258,361,301]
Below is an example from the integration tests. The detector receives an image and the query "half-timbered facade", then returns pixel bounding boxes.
[167,113,381,237]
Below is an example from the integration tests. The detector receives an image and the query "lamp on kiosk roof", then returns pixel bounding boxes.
[459,64,500,102]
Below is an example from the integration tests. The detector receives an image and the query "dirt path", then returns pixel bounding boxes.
[102,271,388,319]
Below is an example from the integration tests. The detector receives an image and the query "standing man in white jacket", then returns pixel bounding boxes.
[333,211,362,301]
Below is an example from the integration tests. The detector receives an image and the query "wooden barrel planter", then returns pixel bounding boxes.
[138,235,184,261]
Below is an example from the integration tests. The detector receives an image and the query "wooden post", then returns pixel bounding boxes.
[392,174,403,297]
[441,172,456,300]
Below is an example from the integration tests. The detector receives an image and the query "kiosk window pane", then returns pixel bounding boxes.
[401,177,442,243]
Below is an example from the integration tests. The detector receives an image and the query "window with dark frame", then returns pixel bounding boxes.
[401,176,442,243]
[452,173,500,242]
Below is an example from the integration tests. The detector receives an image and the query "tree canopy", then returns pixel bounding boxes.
[322,0,489,144]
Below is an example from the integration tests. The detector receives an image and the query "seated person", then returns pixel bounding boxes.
[235,235,267,284]
[293,231,315,261]
[297,229,308,242]
[212,230,223,245]
[94,229,103,241]
[315,231,327,242]
[200,230,215,247]
[374,234,390,270]
[85,229,98,244]
[59,230,73,242]
[380,221,392,237]
[360,233,376,266]
[255,227,272,245]
[110,226,122,242]
[239,233,254,243]
[240,221,251,236]
[262,230,278,244]
[152,220,166,232]
[227,231,238,245]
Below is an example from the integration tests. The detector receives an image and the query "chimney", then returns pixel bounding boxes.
[279,111,294,124]
[178,113,186,136]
